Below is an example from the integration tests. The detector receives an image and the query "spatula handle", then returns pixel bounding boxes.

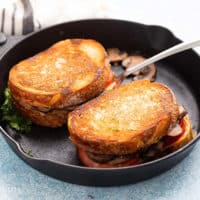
[124,40,200,77]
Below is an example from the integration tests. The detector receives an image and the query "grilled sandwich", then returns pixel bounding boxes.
[68,80,194,168]
[8,39,113,127]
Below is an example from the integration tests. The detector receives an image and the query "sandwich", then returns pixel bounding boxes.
[68,80,194,168]
[8,39,114,127]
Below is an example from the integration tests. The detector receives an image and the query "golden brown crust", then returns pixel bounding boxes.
[77,116,193,168]
[9,39,112,109]
[12,98,68,127]
[8,39,113,127]
[68,80,180,155]
[9,64,112,110]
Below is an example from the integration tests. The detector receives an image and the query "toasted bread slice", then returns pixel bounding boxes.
[12,98,68,127]
[9,39,113,110]
[68,80,179,155]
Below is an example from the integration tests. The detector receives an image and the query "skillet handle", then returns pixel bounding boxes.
[0,126,20,147]
[0,125,35,160]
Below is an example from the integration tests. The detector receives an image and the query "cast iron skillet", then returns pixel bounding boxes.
[0,19,200,186]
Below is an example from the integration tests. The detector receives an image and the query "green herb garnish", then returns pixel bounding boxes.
[0,87,32,133]
[26,150,33,157]
[110,127,120,131]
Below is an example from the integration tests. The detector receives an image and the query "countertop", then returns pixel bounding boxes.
[1,0,200,199]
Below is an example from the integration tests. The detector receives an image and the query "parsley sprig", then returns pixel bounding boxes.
[1,88,32,133]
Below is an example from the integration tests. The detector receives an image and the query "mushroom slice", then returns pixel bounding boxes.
[87,151,115,163]
[178,105,188,122]
[122,56,146,75]
[166,106,188,137]
[122,55,157,81]
[167,123,183,137]
[133,64,156,81]
[107,48,128,63]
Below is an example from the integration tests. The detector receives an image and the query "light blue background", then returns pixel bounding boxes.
[0,133,200,200]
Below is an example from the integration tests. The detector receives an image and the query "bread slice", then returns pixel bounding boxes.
[8,39,113,127]
[68,80,179,155]
[9,39,112,110]
[12,98,68,127]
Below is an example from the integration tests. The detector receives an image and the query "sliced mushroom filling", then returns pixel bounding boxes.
[107,48,157,82]
[107,48,128,63]
[87,151,139,164]
[167,105,187,137]
[122,55,157,81]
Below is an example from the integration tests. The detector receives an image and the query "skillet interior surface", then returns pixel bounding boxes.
[0,19,200,186]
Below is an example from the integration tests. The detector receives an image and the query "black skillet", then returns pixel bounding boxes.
[0,19,200,186]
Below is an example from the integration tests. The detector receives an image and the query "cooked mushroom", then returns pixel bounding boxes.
[144,149,156,158]
[166,106,187,137]
[122,55,157,81]
[167,123,183,137]
[122,56,145,75]
[178,105,188,122]
[107,48,128,63]
[87,151,114,163]
[163,106,188,138]
[133,65,156,81]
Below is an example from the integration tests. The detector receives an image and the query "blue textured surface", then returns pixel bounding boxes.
[0,134,200,200]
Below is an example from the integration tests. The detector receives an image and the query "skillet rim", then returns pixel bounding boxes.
[0,18,200,172]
